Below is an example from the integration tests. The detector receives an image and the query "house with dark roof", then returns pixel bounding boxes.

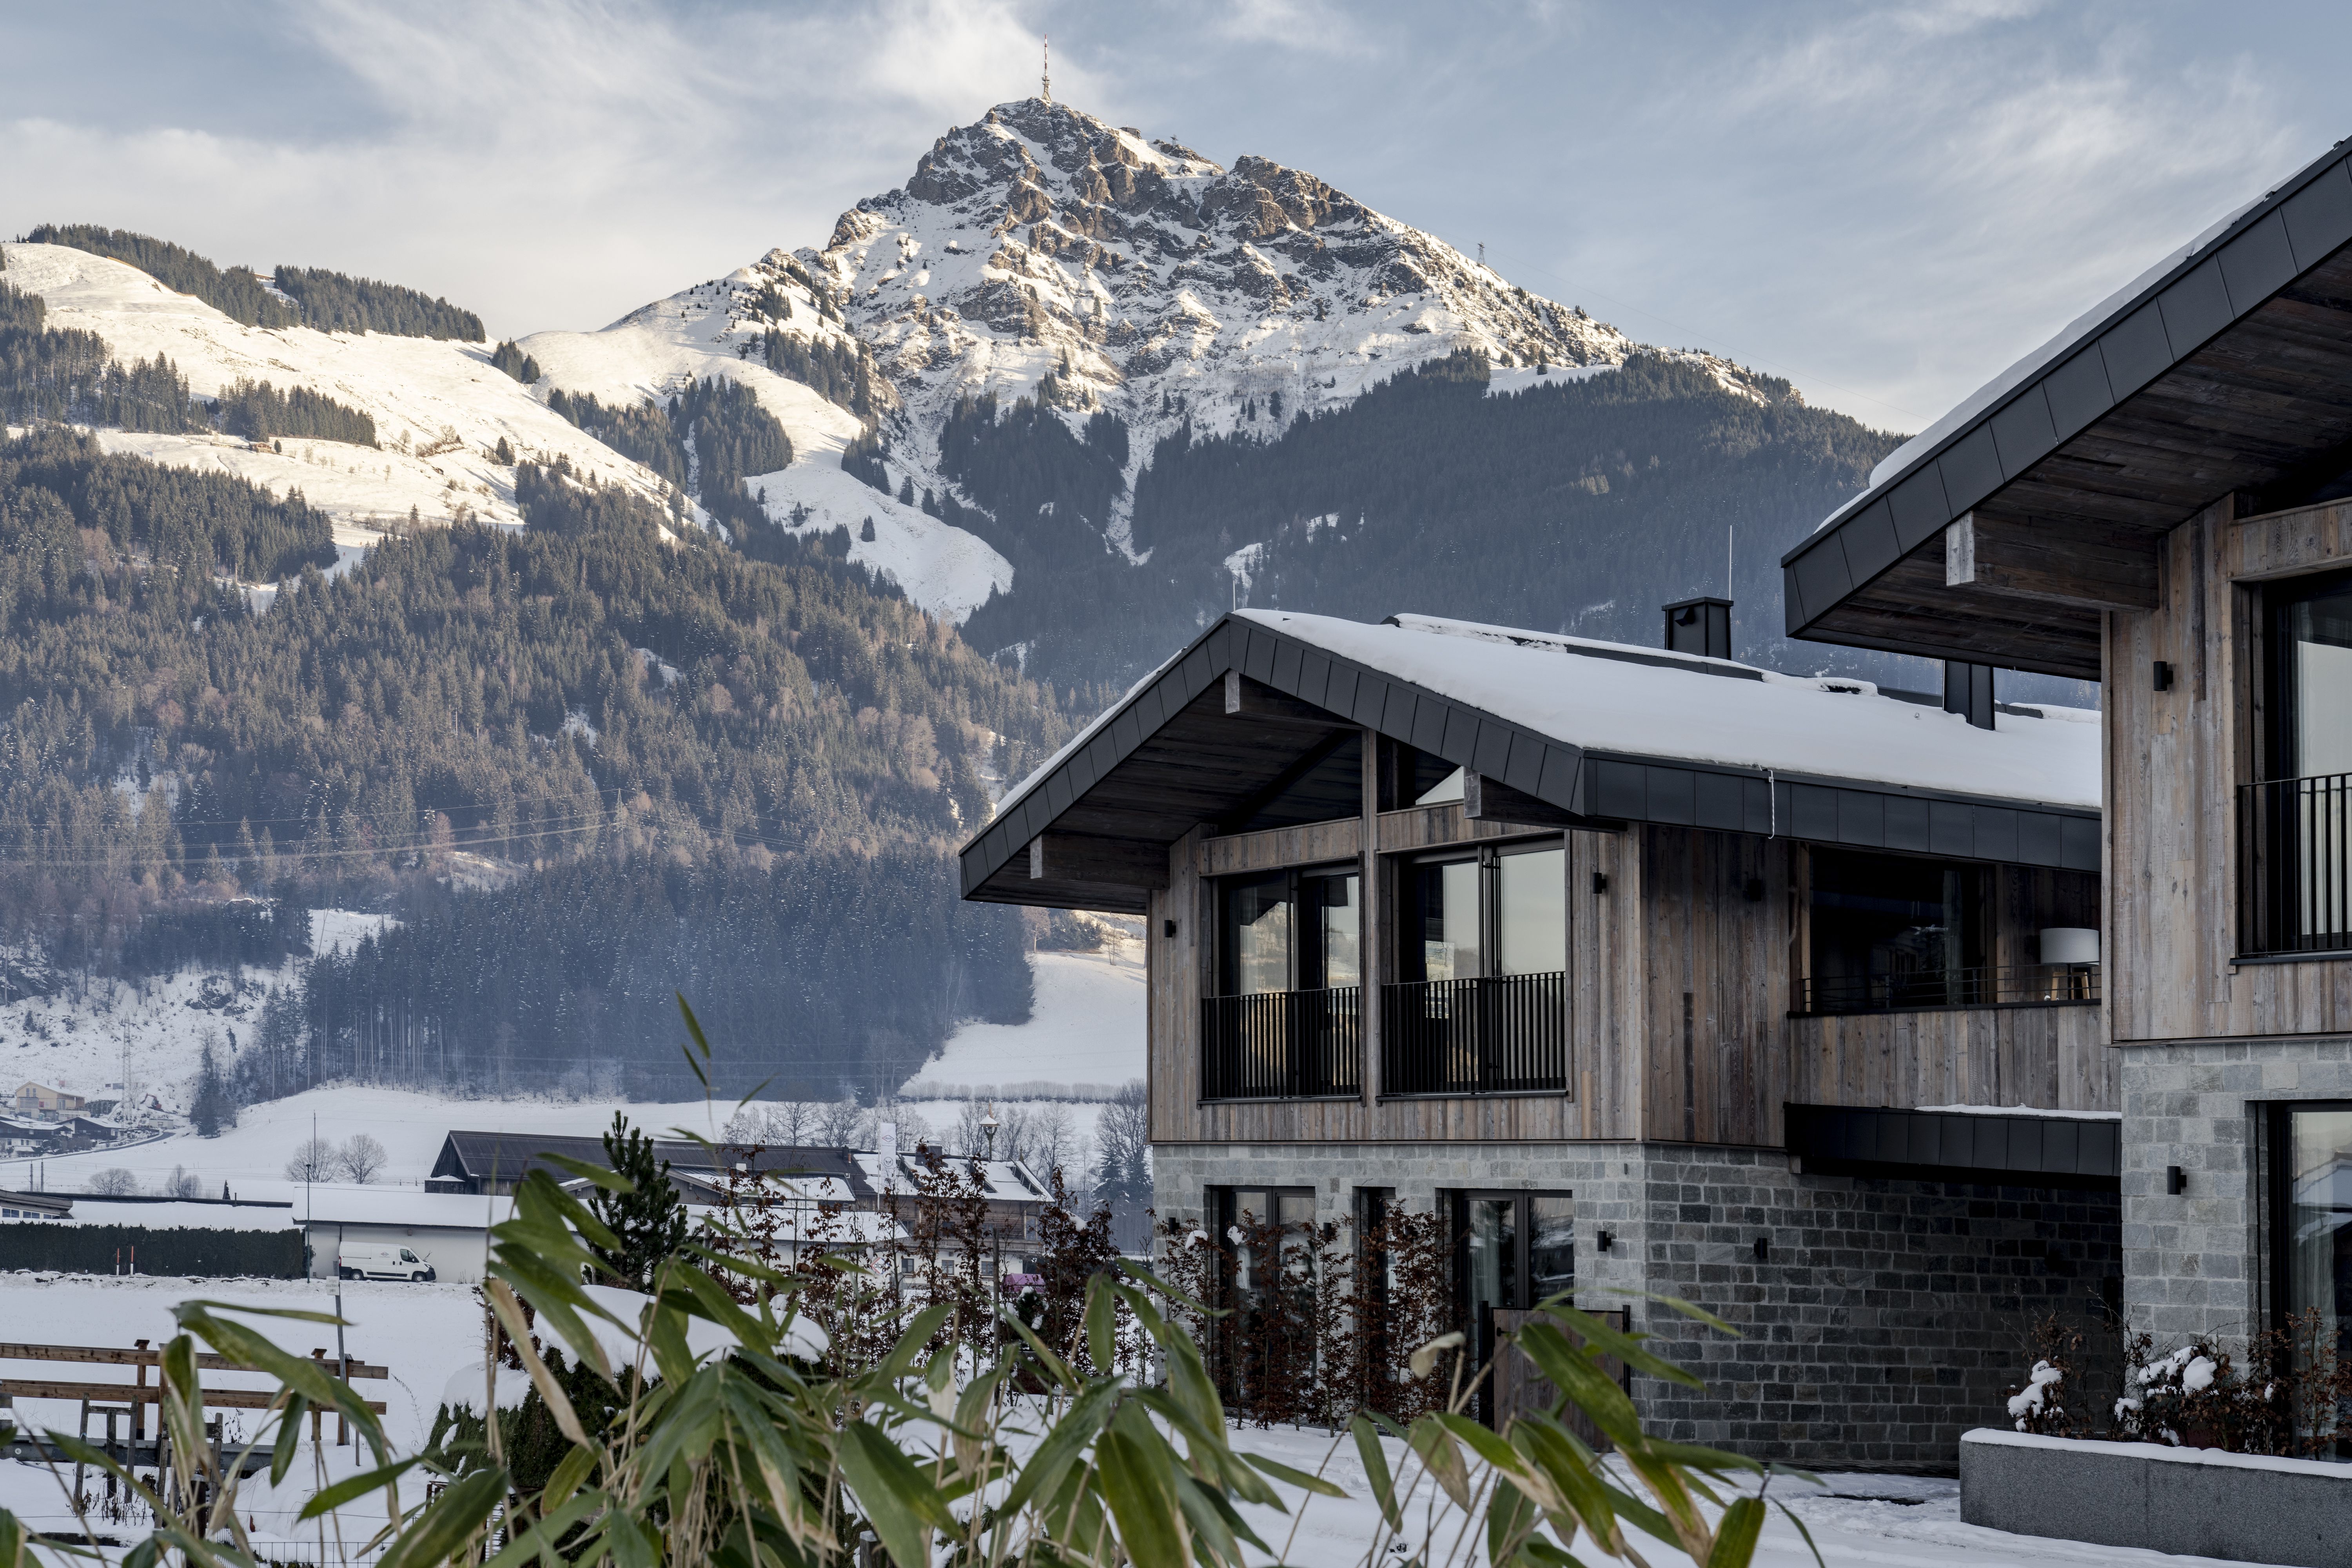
[1782,133,2352,1367]
[961,603,2117,1463]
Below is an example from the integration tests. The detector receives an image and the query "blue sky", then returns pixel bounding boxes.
[4,0,2343,435]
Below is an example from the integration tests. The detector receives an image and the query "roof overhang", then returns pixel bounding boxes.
[960,614,2100,911]
[1783,139,2352,679]
[1784,1102,2119,1191]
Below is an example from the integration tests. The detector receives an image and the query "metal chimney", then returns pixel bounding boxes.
[1662,596,1732,660]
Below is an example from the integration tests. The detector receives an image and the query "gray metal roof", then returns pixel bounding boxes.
[959,612,2100,911]
[1781,135,2352,678]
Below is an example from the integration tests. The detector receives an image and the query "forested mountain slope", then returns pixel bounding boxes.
[0,430,1072,1099]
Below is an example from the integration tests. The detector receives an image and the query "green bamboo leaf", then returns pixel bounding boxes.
[1241,1450,1346,1498]
[987,1379,1118,1519]
[1411,1330,1465,1380]
[1706,1496,1764,1567]
[1410,1415,1472,1509]
[1774,1497,1828,1568]
[377,1467,508,1568]
[299,1454,427,1519]
[661,1261,766,1348]
[1519,1309,1703,1391]
[1488,1477,1539,1568]
[541,1152,635,1192]
[838,1420,955,1568]
[676,993,713,1087]
[270,1392,308,1485]
[0,1508,26,1568]
[1086,1273,1117,1371]
[480,1489,606,1568]
[1354,1413,1402,1529]
[543,1443,598,1512]
[1095,1417,1189,1568]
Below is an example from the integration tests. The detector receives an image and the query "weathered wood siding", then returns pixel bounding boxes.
[2109,495,2352,1040]
[1789,1005,2112,1113]
[1640,826,1793,1145]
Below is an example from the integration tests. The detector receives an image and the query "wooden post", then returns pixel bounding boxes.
[131,1340,147,1443]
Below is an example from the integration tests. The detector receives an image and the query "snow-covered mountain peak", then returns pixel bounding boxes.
[803,96,1651,441]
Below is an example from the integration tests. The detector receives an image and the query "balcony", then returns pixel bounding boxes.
[1201,987,1361,1100]
[1379,972,1566,1095]
[1795,964,2100,1016]
[2239,771,2352,956]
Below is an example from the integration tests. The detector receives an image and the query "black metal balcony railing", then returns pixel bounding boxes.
[1796,964,2101,1015]
[1380,972,1567,1095]
[1201,986,1361,1100]
[2240,772,2352,956]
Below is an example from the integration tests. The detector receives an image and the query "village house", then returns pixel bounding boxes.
[960,604,2114,1465]
[11,1082,85,1122]
[1782,135,2352,1369]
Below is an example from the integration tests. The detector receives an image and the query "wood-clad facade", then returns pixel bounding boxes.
[1773,134,2352,1355]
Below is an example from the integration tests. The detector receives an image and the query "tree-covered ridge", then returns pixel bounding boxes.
[25,223,295,327]
[0,430,1078,1087]
[546,377,792,539]
[492,339,541,383]
[960,349,1903,684]
[756,328,881,419]
[1,284,377,446]
[214,377,377,446]
[272,265,485,341]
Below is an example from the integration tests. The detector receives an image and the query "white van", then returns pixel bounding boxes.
[337,1243,436,1281]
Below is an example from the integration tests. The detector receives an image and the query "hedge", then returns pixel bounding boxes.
[0,1224,307,1278]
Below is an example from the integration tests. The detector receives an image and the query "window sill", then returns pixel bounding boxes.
[2232,948,2352,966]
[1789,998,2100,1019]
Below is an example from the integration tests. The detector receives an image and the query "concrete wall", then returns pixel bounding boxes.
[2120,1034,2352,1345]
[1153,1139,2119,1468]
[304,1222,488,1283]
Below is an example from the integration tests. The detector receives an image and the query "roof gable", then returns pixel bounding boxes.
[1782,137,2352,675]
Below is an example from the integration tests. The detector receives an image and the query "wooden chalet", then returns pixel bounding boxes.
[962,604,2115,1463]
[1782,132,2352,1360]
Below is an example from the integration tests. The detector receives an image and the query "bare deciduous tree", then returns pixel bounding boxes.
[87,1167,139,1196]
[165,1165,202,1199]
[338,1133,387,1184]
[284,1136,336,1183]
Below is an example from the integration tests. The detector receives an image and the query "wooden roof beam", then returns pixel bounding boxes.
[1027,832,1169,889]
[1463,771,1598,830]
[1943,510,2160,612]
[1224,670,1350,726]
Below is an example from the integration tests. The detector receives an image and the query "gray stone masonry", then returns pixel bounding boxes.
[2120,1034,2352,1347]
[1153,1140,2120,1470]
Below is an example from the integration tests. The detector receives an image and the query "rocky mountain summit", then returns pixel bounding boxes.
[816,97,1641,439]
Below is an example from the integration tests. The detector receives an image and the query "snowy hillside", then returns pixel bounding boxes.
[5,911,391,1113]
[516,258,1012,618]
[0,241,679,554]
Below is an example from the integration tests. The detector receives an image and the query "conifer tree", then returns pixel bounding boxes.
[588,1112,688,1289]
[191,1040,234,1137]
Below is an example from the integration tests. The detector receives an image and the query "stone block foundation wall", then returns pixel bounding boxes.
[1152,1140,2120,1469]
[2120,1034,2352,1347]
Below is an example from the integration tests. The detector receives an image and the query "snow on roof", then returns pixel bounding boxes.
[849,1150,1049,1203]
[61,1198,298,1232]
[1240,610,2098,810]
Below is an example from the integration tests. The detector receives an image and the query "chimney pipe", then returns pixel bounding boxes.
[1662,596,1732,661]
[1944,660,1995,730]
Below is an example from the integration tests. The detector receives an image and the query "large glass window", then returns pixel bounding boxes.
[2278,574,2352,780]
[2279,1106,2352,1382]
[1401,843,1565,983]
[1498,848,1567,975]
[1806,848,1985,1012]
[2250,574,2352,953]
[1529,1194,1575,1303]
[1218,868,1359,994]
[1221,872,1293,995]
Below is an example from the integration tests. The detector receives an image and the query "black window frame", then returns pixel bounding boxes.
[1214,861,1363,996]
[2264,566,2352,785]
[1395,838,1566,984]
